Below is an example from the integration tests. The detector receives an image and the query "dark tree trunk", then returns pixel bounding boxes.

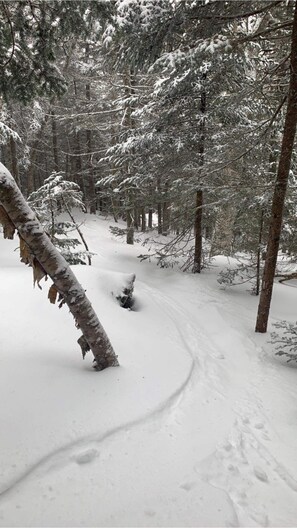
[65,153,70,179]
[86,128,97,214]
[26,118,48,196]
[134,206,139,230]
[126,208,134,245]
[157,203,162,234]
[162,181,170,235]
[9,136,21,189]
[72,80,85,193]
[193,73,206,273]
[162,201,169,235]
[157,175,163,234]
[123,68,136,244]
[75,131,85,191]
[85,45,96,214]
[255,209,264,296]
[86,79,97,214]
[141,207,146,232]
[27,155,36,196]
[255,2,297,332]
[51,109,59,172]
[148,208,153,229]
[193,190,203,273]
[0,163,118,370]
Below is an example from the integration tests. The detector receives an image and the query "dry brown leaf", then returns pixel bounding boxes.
[19,237,32,265]
[32,258,47,289]
[0,205,16,239]
[48,284,59,304]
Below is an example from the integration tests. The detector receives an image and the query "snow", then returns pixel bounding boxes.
[1,214,297,527]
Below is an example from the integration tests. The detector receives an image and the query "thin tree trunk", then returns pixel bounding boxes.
[65,153,69,179]
[72,80,85,194]
[86,79,96,214]
[162,181,170,235]
[0,163,118,370]
[111,196,119,222]
[134,206,139,230]
[63,199,92,266]
[75,131,85,192]
[141,207,146,232]
[255,1,297,332]
[123,68,135,244]
[9,136,21,188]
[193,190,203,272]
[193,73,206,273]
[51,109,59,172]
[148,208,153,229]
[157,203,162,234]
[126,208,134,245]
[255,209,264,296]
[26,117,48,196]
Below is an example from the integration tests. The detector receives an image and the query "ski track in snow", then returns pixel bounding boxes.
[0,282,198,503]
[2,277,297,526]
[143,276,297,527]
[2,227,297,526]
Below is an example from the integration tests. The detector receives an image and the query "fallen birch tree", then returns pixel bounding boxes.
[0,162,119,371]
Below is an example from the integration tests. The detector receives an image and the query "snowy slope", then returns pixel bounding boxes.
[0,215,297,527]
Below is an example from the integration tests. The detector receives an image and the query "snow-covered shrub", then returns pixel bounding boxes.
[271,321,297,363]
[217,258,259,294]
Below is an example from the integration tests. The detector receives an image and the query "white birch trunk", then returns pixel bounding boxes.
[0,163,118,370]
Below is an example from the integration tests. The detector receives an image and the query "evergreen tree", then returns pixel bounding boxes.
[28,172,92,265]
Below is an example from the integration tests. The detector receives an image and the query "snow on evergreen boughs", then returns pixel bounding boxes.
[0,121,21,145]
[28,173,91,265]
[217,257,260,294]
[271,321,297,363]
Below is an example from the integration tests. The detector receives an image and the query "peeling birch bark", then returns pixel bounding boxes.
[0,162,119,370]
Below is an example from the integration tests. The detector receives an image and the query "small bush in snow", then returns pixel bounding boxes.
[217,260,259,294]
[271,320,297,363]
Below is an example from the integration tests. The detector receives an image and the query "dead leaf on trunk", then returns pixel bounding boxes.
[0,205,16,239]
[48,284,59,304]
[19,237,32,265]
[32,258,47,289]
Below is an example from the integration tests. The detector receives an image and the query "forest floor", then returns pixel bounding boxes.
[0,214,297,527]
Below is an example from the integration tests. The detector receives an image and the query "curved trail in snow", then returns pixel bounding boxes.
[0,281,198,502]
[1,269,297,526]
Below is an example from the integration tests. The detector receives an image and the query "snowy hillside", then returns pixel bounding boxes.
[1,215,297,527]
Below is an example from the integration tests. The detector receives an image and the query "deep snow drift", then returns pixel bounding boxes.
[0,215,297,527]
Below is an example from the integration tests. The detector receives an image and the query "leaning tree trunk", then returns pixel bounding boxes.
[255,1,297,333]
[0,163,119,370]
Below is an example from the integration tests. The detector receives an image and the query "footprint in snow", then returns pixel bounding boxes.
[180,481,196,491]
[72,448,99,465]
[254,466,268,482]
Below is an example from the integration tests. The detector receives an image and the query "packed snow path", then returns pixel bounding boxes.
[0,215,297,527]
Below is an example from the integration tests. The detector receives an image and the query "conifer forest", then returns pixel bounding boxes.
[1,1,297,527]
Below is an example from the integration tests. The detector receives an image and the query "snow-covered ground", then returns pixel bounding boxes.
[1,214,297,527]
